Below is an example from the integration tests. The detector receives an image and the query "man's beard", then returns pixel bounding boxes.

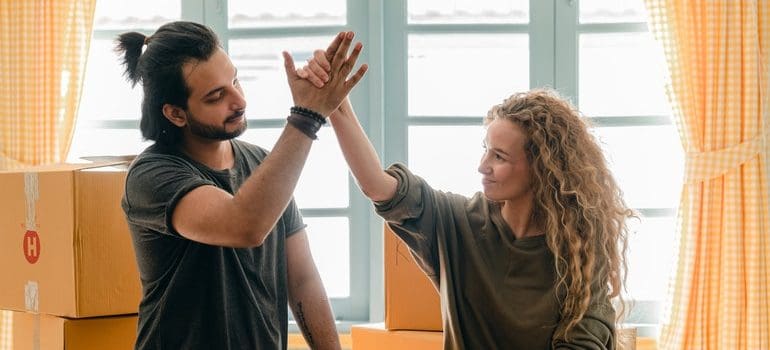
[186,109,247,140]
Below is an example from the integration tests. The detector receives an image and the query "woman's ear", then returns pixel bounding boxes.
[162,104,187,127]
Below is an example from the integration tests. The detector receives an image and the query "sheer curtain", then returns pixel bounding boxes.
[0,1,96,169]
[645,1,770,348]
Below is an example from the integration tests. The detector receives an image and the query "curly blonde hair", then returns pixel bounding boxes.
[485,89,634,344]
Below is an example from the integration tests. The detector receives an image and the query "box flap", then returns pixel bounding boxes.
[0,161,131,174]
[384,224,442,331]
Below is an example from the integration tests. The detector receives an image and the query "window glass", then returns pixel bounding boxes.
[594,125,684,209]
[626,216,678,301]
[408,125,485,197]
[303,217,350,298]
[79,40,142,121]
[408,0,528,24]
[228,0,346,28]
[579,0,647,24]
[67,128,150,161]
[229,37,335,119]
[240,127,349,208]
[579,33,670,117]
[409,34,529,117]
[93,0,180,30]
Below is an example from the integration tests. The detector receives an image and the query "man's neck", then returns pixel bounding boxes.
[180,136,235,170]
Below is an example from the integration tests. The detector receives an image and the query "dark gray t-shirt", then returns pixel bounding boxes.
[121,139,305,350]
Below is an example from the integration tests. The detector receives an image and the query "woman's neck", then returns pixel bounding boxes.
[500,196,542,240]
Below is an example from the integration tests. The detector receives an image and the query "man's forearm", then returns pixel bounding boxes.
[229,124,313,241]
[290,277,340,350]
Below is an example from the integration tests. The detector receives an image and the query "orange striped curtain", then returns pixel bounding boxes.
[644,1,770,349]
[0,1,96,170]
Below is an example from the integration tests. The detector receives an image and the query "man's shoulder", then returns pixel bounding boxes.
[232,139,270,161]
[128,143,195,175]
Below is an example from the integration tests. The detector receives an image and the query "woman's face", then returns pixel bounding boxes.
[478,118,533,203]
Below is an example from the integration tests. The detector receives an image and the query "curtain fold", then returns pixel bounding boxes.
[0,0,96,170]
[644,1,770,349]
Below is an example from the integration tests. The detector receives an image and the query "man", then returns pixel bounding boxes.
[117,21,366,349]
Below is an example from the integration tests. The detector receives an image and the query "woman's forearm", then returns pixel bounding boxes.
[329,98,397,202]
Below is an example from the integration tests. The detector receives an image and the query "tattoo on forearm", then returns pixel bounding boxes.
[296,302,315,347]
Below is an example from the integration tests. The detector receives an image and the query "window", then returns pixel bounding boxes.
[72,0,683,334]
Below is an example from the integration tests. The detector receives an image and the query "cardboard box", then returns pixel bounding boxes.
[352,323,442,350]
[0,310,137,349]
[0,163,141,317]
[352,323,644,350]
[384,224,442,331]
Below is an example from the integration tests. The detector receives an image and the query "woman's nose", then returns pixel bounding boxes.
[478,157,490,175]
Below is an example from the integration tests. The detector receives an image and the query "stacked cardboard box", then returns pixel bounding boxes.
[352,224,443,349]
[351,323,442,350]
[0,163,141,349]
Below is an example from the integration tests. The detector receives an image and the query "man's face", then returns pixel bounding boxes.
[180,48,247,140]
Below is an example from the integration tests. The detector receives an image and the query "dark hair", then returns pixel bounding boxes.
[115,21,221,145]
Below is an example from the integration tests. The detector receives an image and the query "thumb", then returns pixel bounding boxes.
[282,51,298,81]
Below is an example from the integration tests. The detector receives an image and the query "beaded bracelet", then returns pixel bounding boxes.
[290,106,326,125]
[287,113,323,140]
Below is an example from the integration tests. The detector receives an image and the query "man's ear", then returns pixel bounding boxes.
[162,104,187,127]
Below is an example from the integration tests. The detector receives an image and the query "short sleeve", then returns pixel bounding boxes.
[281,197,306,237]
[122,154,215,237]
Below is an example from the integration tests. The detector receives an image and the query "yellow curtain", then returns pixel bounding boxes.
[644,1,770,349]
[0,0,96,170]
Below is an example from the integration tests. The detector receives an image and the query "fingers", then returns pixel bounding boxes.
[300,66,326,88]
[313,49,331,72]
[307,55,329,82]
[325,32,345,62]
[331,32,354,73]
[296,67,308,78]
[340,42,364,78]
[344,63,368,93]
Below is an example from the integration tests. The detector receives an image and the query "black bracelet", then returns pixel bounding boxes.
[290,106,326,125]
[287,113,323,140]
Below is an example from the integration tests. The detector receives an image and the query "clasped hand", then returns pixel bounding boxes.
[283,31,367,117]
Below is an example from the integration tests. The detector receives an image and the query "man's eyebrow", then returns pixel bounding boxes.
[202,68,238,99]
[202,86,224,99]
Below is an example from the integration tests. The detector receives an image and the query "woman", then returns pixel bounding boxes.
[301,54,633,349]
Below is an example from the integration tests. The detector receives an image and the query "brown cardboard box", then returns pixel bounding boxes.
[0,310,137,349]
[384,224,442,331]
[352,323,442,350]
[0,163,141,317]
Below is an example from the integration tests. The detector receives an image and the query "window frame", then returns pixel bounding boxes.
[80,0,675,335]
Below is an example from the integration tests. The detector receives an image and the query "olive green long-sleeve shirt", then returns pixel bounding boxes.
[375,163,616,350]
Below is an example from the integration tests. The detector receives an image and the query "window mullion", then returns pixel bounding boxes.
[344,0,379,322]
[202,0,229,51]
[181,0,205,24]
[383,0,408,167]
[530,0,555,89]
[554,0,579,104]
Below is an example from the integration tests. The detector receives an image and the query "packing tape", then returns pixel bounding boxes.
[25,173,41,349]
[24,173,38,231]
[24,281,38,312]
